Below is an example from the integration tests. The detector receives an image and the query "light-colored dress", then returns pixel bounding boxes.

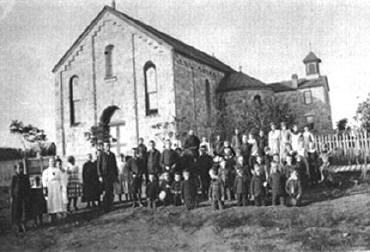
[268,130,281,155]
[280,129,292,159]
[114,160,126,195]
[291,132,302,152]
[42,167,66,214]
[303,131,314,150]
[66,164,82,199]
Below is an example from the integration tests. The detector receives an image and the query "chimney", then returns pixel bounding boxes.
[239,65,242,72]
[111,0,116,9]
[291,74,298,89]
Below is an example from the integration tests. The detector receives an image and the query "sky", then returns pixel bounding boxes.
[1,0,370,148]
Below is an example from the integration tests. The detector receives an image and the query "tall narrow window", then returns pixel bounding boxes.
[104,45,114,78]
[69,76,81,125]
[303,90,313,104]
[205,79,211,120]
[144,61,158,115]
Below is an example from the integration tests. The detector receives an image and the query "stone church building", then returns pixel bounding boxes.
[52,5,333,157]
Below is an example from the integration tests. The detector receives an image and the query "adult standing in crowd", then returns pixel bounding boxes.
[291,124,301,152]
[240,134,250,166]
[303,125,315,150]
[10,162,30,233]
[213,135,224,156]
[147,140,161,177]
[279,122,292,160]
[66,156,82,212]
[82,153,100,208]
[42,157,66,222]
[184,130,201,159]
[160,139,178,176]
[114,154,126,202]
[257,129,268,156]
[137,138,148,183]
[268,122,281,156]
[197,146,213,200]
[231,128,242,154]
[97,142,118,212]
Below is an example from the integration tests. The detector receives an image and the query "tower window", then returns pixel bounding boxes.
[307,63,317,75]
[69,76,81,126]
[144,61,158,115]
[303,90,312,104]
[104,45,114,79]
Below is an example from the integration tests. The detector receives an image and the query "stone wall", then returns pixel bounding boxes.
[173,53,225,142]
[55,11,176,158]
[275,86,333,133]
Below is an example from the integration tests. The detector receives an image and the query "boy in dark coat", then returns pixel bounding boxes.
[131,172,143,208]
[307,142,319,184]
[250,164,266,206]
[209,166,225,210]
[10,162,30,233]
[222,148,236,201]
[268,162,286,206]
[147,140,161,177]
[30,176,46,227]
[181,170,197,210]
[234,168,250,206]
[285,170,303,206]
[146,174,159,209]
[197,146,213,200]
[171,173,182,206]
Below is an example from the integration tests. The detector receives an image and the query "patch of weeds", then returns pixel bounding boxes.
[212,214,251,231]
[254,243,277,252]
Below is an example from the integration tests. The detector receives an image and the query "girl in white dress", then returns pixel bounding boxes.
[268,123,281,155]
[291,124,302,152]
[42,157,66,222]
[279,122,292,160]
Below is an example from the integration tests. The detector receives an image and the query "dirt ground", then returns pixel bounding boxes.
[1,176,370,252]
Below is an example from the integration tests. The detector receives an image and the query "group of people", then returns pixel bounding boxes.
[9,123,332,233]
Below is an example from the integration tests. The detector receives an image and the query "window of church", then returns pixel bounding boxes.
[307,63,317,75]
[205,79,211,122]
[104,45,114,79]
[144,61,158,115]
[303,90,312,104]
[69,76,81,126]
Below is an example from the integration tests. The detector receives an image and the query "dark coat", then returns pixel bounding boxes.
[197,154,213,179]
[10,173,31,224]
[131,176,141,194]
[268,172,286,196]
[257,135,268,155]
[160,149,178,171]
[147,149,161,175]
[240,143,250,164]
[184,135,201,150]
[137,143,147,158]
[213,140,224,155]
[97,151,118,182]
[209,178,224,200]
[30,187,46,217]
[146,180,160,200]
[234,175,250,194]
[171,181,182,194]
[82,160,100,201]
[250,174,265,197]
[181,179,197,201]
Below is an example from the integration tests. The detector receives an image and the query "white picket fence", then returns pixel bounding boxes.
[315,131,370,165]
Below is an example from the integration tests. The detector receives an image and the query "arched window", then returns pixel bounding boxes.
[69,76,81,125]
[205,79,211,120]
[253,94,262,105]
[104,45,114,78]
[144,61,158,115]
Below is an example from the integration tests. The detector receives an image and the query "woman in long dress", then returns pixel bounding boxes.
[66,156,82,212]
[291,124,302,152]
[279,122,291,161]
[42,157,66,222]
[114,154,126,202]
[268,122,281,156]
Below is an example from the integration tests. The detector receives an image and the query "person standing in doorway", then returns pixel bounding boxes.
[97,142,118,212]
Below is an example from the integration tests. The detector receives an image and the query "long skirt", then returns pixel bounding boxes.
[47,180,66,214]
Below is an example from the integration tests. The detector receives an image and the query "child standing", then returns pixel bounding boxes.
[285,170,302,206]
[234,168,250,206]
[319,144,331,182]
[171,173,182,206]
[146,174,159,209]
[159,172,172,206]
[268,162,286,206]
[250,164,266,206]
[222,148,235,201]
[30,176,46,227]
[131,172,143,208]
[209,166,225,210]
[181,170,197,210]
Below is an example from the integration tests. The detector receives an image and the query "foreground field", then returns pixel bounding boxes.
[0,178,370,251]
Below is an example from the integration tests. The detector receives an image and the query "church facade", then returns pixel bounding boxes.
[52,5,332,158]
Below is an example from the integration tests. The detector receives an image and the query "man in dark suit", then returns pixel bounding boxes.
[147,140,161,177]
[97,142,118,212]
[184,130,200,159]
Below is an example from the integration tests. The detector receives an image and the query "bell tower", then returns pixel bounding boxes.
[303,51,321,78]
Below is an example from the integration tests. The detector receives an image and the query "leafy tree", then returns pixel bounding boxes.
[84,123,114,147]
[356,94,370,132]
[9,120,50,156]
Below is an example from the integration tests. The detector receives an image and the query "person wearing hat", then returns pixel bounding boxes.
[184,130,201,160]
[196,145,213,200]
[160,139,178,176]
[97,142,118,212]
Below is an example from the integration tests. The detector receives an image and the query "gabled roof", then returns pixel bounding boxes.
[216,71,270,93]
[303,51,322,63]
[268,76,329,92]
[52,6,233,73]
